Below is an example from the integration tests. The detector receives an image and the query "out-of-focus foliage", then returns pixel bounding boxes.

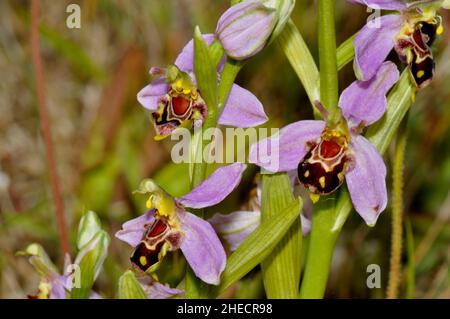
[0,0,449,298]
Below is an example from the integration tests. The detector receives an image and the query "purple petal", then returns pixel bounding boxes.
[208,210,260,252]
[174,34,217,72]
[339,61,399,128]
[345,135,387,226]
[215,1,276,60]
[178,163,247,209]
[218,84,268,128]
[354,14,403,80]
[89,292,102,299]
[144,282,184,299]
[347,0,408,10]
[115,210,155,247]
[137,78,169,111]
[48,278,68,299]
[248,120,325,172]
[179,212,226,285]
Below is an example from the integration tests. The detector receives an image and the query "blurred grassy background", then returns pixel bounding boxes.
[0,0,449,298]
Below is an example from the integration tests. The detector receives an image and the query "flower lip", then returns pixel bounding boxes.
[130,216,182,273]
[297,128,350,195]
[150,70,207,139]
[394,14,441,88]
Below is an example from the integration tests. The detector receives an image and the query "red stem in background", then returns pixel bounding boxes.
[30,0,70,256]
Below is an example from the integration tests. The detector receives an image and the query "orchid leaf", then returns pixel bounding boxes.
[77,211,102,250]
[278,20,320,107]
[215,197,302,294]
[279,21,355,107]
[118,270,147,299]
[71,231,110,299]
[261,173,302,298]
[193,26,218,117]
[337,34,355,71]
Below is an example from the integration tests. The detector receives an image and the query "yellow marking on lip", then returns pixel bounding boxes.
[417,70,425,79]
[309,193,320,204]
[437,24,444,35]
[140,256,148,266]
[304,170,310,178]
[319,176,326,189]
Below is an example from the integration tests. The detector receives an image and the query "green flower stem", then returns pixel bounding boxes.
[405,219,415,298]
[299,71,417,298]
[387,116,408,299]
[299,199,337,298]
[317,0,338,115]
[298,0,340,299]
[187,29,243,298]
[218,60,243,110]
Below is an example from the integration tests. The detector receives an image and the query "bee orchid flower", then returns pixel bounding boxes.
[115,163,247,285]
[137,35,267,140]
[349,0,446,87]
[249,62,399,226]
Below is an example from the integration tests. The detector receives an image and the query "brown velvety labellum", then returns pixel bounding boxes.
[297,137,348,195]
[420,21,438,46]
[130,241,164,272]
[411,54,435,88]
[130,217,171,272]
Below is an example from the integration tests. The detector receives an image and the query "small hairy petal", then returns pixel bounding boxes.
[178,163,247,209]
[345,135,387,226]
[179,212,226,285]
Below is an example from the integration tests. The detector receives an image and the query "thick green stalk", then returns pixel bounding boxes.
[387,119,408,299]
[405,219,415,298]
[299,0,339,299]
[299,199,337,298]
[317,0,338,113]
[187,29,242,298]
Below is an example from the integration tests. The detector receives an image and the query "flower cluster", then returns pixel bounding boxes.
[21,0,448,300]
[110,0,449,298]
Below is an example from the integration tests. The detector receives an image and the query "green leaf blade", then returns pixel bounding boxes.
[261,173,302,299]
[216,196,302,294]
[193,26,218,119]
[118,270,147,299]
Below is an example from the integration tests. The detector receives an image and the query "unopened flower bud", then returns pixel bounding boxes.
[215,0,277,60]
